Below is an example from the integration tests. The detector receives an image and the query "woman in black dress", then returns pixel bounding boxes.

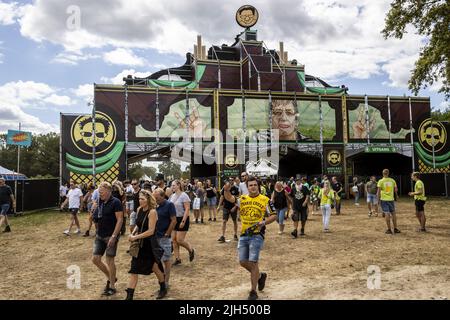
[125,190,166,300]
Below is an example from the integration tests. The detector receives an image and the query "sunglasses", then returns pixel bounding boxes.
[132,183,138,185]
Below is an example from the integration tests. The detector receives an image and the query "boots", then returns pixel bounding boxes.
[3,225,11,233]
[125,288,135,300]
[156,282,167,299]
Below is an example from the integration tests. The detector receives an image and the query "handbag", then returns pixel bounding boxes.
[193,197,201,210]
[128,210,148,258]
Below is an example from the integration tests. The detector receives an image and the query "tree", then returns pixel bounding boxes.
[158,161,182,180]
[0,132,59,178]
[128,162,157,181]
[431,106,450,121]
[382,0,450,99]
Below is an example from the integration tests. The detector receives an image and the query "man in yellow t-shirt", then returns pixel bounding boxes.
[408,172,427,232]
[237,176,277,300]
[377,169,400,235]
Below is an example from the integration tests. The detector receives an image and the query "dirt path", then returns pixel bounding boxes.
[1,198,449,300]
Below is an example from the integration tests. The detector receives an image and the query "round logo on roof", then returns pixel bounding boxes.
[236,5,259,28]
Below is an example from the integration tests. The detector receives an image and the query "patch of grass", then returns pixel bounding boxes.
[8,210,81,228]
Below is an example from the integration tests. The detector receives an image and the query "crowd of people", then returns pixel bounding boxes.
[0,169,428,300]
[51,169,429,300]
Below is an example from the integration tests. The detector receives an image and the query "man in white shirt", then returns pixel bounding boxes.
[239,172,249,196]
[59,183,69,211]
[60,181,83,235]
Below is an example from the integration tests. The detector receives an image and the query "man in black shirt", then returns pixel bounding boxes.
[92,182,123,296]
[290,178,310,237]
[217,180,240,242]
[0,177,15,233]
[331,176,343,215]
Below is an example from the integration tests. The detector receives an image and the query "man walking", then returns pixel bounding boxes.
[290,178,310,237]
[366,176,378,217]
[0,177,15,233]
[238,176,277,300]
[377,169,400,235]
[331,176,343,215]
[61,181,83,235]
[153,188,177,287]
[92,182,124,296]
[408,172,427,232]
[217,180,239,242]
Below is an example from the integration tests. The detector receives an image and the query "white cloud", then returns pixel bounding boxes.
[381,54,418,88]
[13,0,432,88]
[103,48,146,66]
[73,83,93,99]
[52,52,100,65]
[0,81,76,133]
[101,69,153,85]
[437,100,449,111]
[0,1,26,25]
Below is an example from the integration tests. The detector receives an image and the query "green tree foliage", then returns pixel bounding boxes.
[128,162,157,181]
[382,0,450,99]
[431,106,450,121]
[0,132,59,178]
[158,161,182,180]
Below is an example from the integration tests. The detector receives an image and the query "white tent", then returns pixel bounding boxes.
[247,159,278,176]
[0,165,27,180]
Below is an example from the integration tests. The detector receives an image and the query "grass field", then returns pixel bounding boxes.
[1,198,450,300]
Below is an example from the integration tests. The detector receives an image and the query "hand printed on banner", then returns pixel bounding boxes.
[174,106,207,137]
[352,107,376,139]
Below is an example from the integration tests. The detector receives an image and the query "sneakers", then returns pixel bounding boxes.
[291,229,298,238]
[248,290,258,300]
[195,219,199,224]
[300,229,305,236]
[234,235,238,241]
[368,211,372,217]
[277,231,283,235]
[172,258,181,266]
[3,225,11,233]
[420,228,427,232]
[63,230,70,236]
[213,218,217,222]
[385,229,393,235]
[83,230,90,237]
[258,272,267,291]
[208,218,212,222]
[189,248,195,262]
[200,219,204,224]
[73,229,81,235]
[394,228,401,234]
[218,236,226,243]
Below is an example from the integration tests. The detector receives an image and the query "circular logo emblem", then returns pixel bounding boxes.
[327,150,341,166]
[418,119,446,153]
[225,154,238,169]
[236,5,259,28]
[71,112,116,155]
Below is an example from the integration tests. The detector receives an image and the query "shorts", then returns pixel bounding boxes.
[175,216,190,232]
[415,200,426,212]
[93,235,120,257]
[0,203,10,216]
[223,207,237,222]
[126,201,134,211]
[130,211,137,226]
[69,208,79,215]
[367,194,378,204]
[157,236,172,262]
[380,201,395,214]
[292,207,308,222]
[206,197,217,207]
[238,234,264,262]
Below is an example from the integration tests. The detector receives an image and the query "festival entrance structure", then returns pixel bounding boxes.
[60,6,449,195]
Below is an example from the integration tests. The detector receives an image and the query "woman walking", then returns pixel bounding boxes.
[271,182,291,234]
[319,181,335,232]
[205,179,218,222]
[125,190,167,300]
[169,180,195,266]
[193,181,206,224]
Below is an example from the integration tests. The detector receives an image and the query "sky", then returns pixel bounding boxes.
[0,0,448,136]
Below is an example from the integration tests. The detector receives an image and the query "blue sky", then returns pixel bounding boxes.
[0,0,448,134]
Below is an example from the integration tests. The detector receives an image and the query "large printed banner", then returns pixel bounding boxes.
[346,96,430,142]
[61,113,126,185]
[415,119,449,174]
